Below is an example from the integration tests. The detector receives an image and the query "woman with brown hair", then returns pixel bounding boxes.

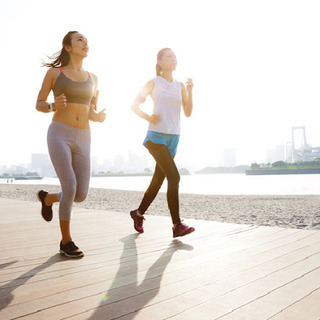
[130,48,195,238]
[36,31,106,257]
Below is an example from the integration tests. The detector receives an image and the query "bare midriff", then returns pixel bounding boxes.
[53,103,90,129]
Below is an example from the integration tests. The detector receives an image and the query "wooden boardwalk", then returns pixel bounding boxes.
[1,198,320,320]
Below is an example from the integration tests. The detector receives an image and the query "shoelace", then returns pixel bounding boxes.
[137,216,145,225]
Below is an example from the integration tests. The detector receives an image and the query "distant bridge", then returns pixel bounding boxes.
[290,126,320,162]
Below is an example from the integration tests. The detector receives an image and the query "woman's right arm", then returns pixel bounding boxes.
[36,68,66,113]
[131,80,159,124]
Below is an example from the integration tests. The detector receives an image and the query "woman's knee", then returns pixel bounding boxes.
[61,186,77,202]
[167,170,180,186]
[74,190,88,203]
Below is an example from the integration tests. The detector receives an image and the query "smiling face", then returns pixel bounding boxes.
[65,32,89,57]
[158,49,177,72]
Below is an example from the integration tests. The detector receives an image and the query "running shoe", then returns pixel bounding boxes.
[60,241,84,258]
[173,222,195,238]
[130,210,145,233]
[37,190,53,222]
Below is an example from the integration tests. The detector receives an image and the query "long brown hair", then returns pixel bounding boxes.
[156,48,171,76]
[42,31,79,68]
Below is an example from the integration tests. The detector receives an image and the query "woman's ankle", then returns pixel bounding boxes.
[44,194,51,206]
[45,193,59,206]
[61,238,72,245]
[173,221,181,228]
[136,210,144,217]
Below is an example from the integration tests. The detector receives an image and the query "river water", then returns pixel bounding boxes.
[1,173,319,195]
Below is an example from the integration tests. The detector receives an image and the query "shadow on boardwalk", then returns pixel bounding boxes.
[0,254,64,311]
[88,234,193,319]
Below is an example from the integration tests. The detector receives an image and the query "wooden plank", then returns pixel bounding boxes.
[156,248,320,319]
[268,288,320,320]
[1,198,320,320]
[216,268,320,319]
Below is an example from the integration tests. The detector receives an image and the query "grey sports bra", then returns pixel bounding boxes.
[53,67,95,106]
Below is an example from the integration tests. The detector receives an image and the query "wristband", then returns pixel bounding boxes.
[48,103,54,112]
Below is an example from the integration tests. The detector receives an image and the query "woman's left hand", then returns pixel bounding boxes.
[96,108,106,122]
[90,108,106,122]
[186,78,194,93]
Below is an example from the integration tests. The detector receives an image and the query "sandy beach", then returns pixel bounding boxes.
[1,183,320,230]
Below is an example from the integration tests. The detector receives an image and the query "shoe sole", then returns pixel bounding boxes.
[37,191,53,222]
[59,250,84,258]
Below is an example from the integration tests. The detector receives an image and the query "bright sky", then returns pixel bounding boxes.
[1,0,320,169]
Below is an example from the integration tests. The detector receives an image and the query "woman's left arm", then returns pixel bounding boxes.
[181,78,194,117]
[89,74,106,122]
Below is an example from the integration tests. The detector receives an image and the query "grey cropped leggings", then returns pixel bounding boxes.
[47,121,91,221]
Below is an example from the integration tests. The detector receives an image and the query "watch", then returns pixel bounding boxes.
[48,103,54,112]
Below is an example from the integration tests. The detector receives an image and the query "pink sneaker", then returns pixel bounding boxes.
[173,222,195,238]
[130,210,145,233]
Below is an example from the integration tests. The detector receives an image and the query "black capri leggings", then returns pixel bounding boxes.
[138,140,181,224]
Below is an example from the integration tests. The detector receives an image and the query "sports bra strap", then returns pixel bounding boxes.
[59,67,90,77]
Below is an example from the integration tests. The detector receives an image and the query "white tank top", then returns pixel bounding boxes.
[148,76,182,135]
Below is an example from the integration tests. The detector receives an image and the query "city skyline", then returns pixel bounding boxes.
[0,138,304,177]
[1,122,318,174]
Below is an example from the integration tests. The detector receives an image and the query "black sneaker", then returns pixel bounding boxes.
[37,190,53,222]
[59,241,84,258]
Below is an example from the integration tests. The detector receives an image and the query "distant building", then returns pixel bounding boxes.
[223,148,236,167]
[114,154,125,172]
[0,164,29,175]
[103,159,113,171]
[266,145,286,164]
[91,156,99,173]
[285,142,293,163]
[127,151,151,172]
[31,153,55,176]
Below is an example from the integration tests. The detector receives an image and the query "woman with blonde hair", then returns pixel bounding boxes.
[130,48,195,238]
[36,31,106,257]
